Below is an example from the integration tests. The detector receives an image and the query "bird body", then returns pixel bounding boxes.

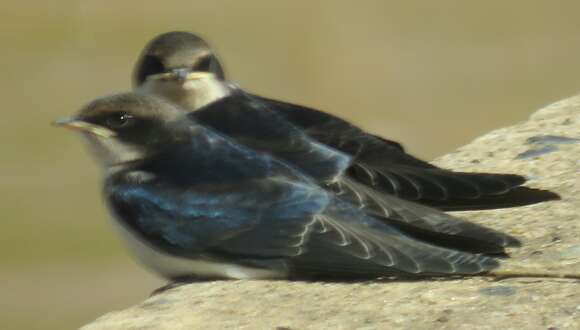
[132,31,559,212]
[55,93,517,280]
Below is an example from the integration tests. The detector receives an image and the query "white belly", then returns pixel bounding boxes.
[109,217,286,280]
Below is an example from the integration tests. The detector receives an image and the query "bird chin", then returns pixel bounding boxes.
[181,75,231,110]
[138,79,190,108]
[80,134,144,170]
[139,75,230,111]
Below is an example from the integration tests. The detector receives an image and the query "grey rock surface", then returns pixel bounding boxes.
[82,96,580,330]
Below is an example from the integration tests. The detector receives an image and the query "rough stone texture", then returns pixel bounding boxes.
[82,96,580,330]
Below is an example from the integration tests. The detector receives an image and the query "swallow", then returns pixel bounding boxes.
[54,92,520,280]
[132,31,560,212]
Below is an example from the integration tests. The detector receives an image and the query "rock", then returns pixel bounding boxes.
[81,96,580,330]
[560,245,580,261]
[478,285,517,296]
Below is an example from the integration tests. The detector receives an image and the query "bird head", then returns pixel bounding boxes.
[54,93,189,168]
[133,31,225,88]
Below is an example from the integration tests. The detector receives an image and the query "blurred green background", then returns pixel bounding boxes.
[3,1,580,329]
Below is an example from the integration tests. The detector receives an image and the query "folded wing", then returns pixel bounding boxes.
[107,169,502,278]
[259,96,559,210]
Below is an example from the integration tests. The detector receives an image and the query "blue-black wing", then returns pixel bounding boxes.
[190,91,351,182]
[190,92,534,210]
[107,171,501,278]
[329,177,520,255]
[107,173,329,258]
[255,95,559,210]
[178,93,523,255]
[181,95,521,256]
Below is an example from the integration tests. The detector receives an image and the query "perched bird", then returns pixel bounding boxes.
[54,92,520,280]
[132,31,559,211]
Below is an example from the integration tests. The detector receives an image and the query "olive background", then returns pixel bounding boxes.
[2,1,580,329]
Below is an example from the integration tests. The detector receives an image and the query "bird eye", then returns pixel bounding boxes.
[192,55,212,72]
[106,113,134,129]
[135,55,165,86]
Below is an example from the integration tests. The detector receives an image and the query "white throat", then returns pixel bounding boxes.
[81,134,144,170]
[182,76,231,110]
[139,75,231,111]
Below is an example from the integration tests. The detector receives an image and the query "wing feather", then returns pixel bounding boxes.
[257,95,558,210]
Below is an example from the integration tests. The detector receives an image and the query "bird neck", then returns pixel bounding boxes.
[182,76,231,110]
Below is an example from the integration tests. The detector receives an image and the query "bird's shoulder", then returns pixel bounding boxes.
[188,91,353,181]
[252,95,423,161]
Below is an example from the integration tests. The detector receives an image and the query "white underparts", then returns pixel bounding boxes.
[108,215,286,280]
